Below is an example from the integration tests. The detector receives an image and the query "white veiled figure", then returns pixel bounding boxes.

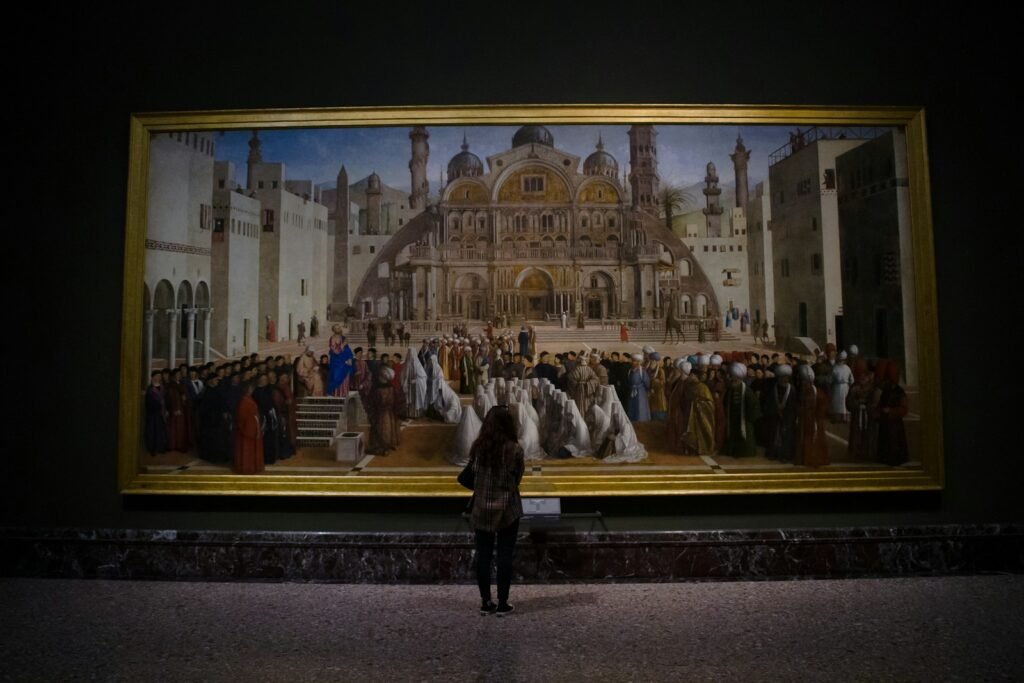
[474,385,495,421]
[434,378,463,424]
[587,402,613,451]
[485,380,498,406]
[561,398,593,457]
[599,384,622,412]
[529,378,541,402]
[494,378,507,404]
[426,354,444,407]
[511,399,546,461]
[449,403,482,465]
[401,347,428,418]
[605,400,647,463]
[516,387,540,426]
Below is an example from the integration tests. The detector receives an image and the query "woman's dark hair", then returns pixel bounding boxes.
[470,405,518,467]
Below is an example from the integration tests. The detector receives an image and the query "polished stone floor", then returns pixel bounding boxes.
[2,576,1022,681]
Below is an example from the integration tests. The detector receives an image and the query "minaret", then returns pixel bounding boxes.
[366,172,382,235]
[703,162,724,237]
[332,165,350,311]
[628,125,660,215]
[408,126,430,211]
[246,131,262,190]
[730,134,751,210]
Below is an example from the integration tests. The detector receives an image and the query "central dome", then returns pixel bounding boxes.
[512,125,554,148]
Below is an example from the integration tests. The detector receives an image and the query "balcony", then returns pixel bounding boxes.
[626,245,662,259]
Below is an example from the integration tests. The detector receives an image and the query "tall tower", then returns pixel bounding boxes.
[703,162,724,237]
[408,126,430,210]
[628,125,660,215]
[366,172,382,235]
[246,131,262,190]
[332,165,350,311]
[730,134,751,209]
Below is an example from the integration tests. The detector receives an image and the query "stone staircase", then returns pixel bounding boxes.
[296,396,346,448]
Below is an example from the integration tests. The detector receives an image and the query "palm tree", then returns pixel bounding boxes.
[658,184,696,231]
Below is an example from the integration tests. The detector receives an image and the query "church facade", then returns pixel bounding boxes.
[357,125,721,322]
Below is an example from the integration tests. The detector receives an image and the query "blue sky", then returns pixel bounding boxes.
[211,124,840,193]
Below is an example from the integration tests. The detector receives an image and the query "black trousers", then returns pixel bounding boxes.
[475,518,520,604]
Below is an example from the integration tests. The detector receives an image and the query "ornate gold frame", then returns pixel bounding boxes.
[119,104,942,496]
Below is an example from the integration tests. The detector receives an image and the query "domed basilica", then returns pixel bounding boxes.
[359,124,720,323]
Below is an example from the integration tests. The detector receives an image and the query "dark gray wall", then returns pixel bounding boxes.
[10,3,1018,531]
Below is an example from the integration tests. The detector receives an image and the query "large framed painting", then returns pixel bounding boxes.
[119,104,942,496]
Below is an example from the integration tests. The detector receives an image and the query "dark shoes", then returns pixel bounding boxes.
[495,603,515,617]
[480,601,498,615]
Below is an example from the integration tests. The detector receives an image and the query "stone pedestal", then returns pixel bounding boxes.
[333,432,364,464]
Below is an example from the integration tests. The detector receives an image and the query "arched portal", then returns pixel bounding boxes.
[515,268,555,321]
[176,280,195,344]
[195,281,211,349]
[152,280,175,366]
[680,293,692,315]
[583,270,616,320]
[696,293,709,318]
[455,273,487,320]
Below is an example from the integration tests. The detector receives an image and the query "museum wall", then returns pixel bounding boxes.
[10,3,1018,532]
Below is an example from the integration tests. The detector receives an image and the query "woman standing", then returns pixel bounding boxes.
[469,405,525,616]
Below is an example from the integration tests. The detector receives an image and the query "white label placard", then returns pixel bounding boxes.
[522,498,561,515]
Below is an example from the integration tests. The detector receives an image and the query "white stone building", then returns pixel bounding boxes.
[210,161,261,358]
[246,133,332,341]
[746,179,775,332]
[768,129,871,350]
[143,131,217,374]
[680,207,751,321]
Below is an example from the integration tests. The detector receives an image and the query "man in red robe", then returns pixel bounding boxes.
[233,382,264,474]
[165,368,190,452]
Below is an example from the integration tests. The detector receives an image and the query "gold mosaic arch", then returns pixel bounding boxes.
[444,178,489,204]
[495,163,572,203]
[576,177,621,204]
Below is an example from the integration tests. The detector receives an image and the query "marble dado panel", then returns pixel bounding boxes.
[2,525,1019,582]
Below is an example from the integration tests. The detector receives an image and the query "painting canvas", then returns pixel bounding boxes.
[119,105,942,496]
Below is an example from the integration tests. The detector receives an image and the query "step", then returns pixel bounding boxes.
[297,418,339,427]
[298,427,335,437]
[297,407,344,416]
[296,405,346,414]
[297,437,332,447]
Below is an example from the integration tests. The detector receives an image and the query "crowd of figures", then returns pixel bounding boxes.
[352,332,909,468]
[143,355,301,474]
[145,319,910,473]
